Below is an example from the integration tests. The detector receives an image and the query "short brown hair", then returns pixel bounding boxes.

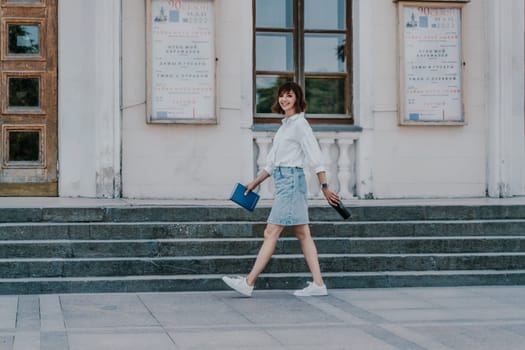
[271,82,307,114]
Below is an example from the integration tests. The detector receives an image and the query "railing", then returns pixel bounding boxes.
[253,130,361,200]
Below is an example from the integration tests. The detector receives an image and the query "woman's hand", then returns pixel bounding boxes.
[244,182,257,195]
[322,187,340,206]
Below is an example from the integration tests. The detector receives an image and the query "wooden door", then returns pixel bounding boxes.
[0,0,57,196]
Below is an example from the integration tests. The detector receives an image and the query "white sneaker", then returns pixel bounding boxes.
[222,276,254,297]
[293,282,328,297]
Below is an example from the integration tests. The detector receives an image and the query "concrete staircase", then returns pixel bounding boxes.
[0,204,524,294]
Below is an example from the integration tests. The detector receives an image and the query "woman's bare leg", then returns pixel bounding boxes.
[246,223,285,286]
[292,224,324,286]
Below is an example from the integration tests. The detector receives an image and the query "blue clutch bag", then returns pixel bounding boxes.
[229,183,260,212]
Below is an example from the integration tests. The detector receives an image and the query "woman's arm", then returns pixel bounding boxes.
[245,170,271,195]
[317,171,340,206]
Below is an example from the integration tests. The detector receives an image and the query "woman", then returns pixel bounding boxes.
[222,82,340,297]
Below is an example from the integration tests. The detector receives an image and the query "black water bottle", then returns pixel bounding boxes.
[331,201,351,220]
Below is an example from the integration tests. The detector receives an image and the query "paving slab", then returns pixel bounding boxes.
[68,332,177,350]
[169,328,284,350]
[60,294,158,329]
[407,324,525,350]
[0,337,13,350]
[0,297,17,329]
[0,286,523,349]
[138,293,250,327]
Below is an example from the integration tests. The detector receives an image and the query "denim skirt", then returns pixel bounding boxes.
[268,167,309,226]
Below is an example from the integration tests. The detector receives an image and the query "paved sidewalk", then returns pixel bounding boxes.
[0,286,524,350]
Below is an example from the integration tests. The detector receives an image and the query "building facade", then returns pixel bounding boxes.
[1,0,524,200]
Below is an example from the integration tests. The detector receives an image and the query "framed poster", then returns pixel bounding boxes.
[146,0,217,124]
[398,2,466,125]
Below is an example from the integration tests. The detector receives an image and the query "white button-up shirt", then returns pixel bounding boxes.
[264,112,326,175]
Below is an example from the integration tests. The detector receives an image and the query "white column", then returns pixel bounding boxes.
[486,0,525,197]
[94,0,122,198]
[255,137,273,198]
[353,0,375,198]
[58,0,121,198]
[239,0,255,183]
[318,137,335,198]
[337,138,355,199]
[509,0,525,195]
[58,0,97,196]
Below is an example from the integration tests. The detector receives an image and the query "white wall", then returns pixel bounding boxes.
[122,0,253,199]
[357,0,489,198]
[57,0,525,200]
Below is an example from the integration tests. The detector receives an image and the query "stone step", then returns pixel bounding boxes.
[2,220,525,240]
[2,204,525,223]
[1,236,525,258]
[1,203,524,295]
[2,253,525,278]
[0,270,523,295]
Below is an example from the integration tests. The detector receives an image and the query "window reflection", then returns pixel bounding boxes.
[8,24,39,54]
[256,76,293,113]
[256,0,293,28]
[305,0,345,30]
[8,77,40,107]
[8,131,40,162]
[305,34,345,72]
[305,78,345,114]
[256,33,293,71]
